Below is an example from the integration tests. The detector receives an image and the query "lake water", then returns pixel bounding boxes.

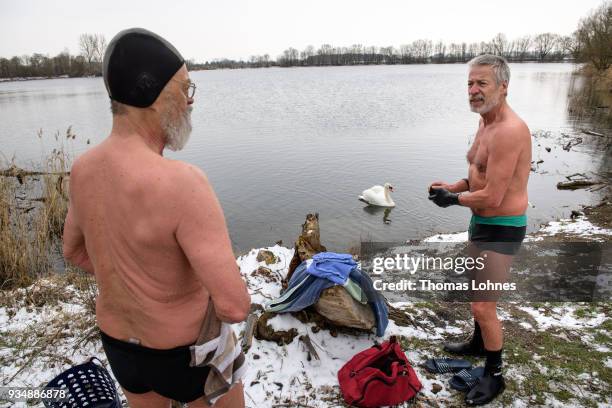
[0,63,609,253]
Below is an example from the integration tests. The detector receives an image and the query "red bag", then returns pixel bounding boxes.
[338,336,422,407]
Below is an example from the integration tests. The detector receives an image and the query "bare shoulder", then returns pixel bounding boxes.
[496,117,530,146]
[69,147,100,181]
[506,111,530,136]
[164,159,213,198]
[165,159,208,183]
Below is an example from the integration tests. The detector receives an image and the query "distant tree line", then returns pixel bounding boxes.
[194,2,610,73]
[275,33,580,67]
[2,2,609,79]
[188,32,575,71]
[0,34,106,79]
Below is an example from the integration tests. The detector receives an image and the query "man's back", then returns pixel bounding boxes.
[62,29,249,406]
[70,135,211,348]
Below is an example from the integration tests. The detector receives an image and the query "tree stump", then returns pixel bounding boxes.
[314,286,375,330]
[285,213,375,332]
[286,213,326,284]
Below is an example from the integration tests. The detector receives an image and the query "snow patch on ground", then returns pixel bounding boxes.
[1,242,610,407]
[424,215,612,243]
[535,216,612,240]
[423,231,468,242]
[518,305,607,330]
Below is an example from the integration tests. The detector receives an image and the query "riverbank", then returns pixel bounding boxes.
[567,66,612,127]
[0,60,579,83]
[0,74,98,83]
[0,207,609,407]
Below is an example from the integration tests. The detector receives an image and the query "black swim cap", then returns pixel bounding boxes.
[103,28,185,108]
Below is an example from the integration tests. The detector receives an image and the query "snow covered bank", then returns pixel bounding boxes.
[1,212,610,407]
[423,215,612,243]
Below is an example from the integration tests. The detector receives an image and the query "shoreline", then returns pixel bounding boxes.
[0,60,579,83]
[0,205,609,407]
[424,196,611,243]
[0,74,99,83]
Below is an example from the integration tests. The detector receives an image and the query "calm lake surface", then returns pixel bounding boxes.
[0,63,609,252]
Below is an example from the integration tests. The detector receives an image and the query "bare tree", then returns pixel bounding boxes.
[29,53,45,70]
[491,33,509,57]
[289,47,299,64]
[349,44,363,64]
[575,1,612,71]
[479,41,493,55]
[558,35,579,59]
[411,39,432,63]
[467,42,481,59]
[447,43,461,62]
[79,34,97,65]
[93,34,107,64]
[514,36,532,61]
[78,33,107,74]
[433,41,446,62]
[399,44,412,63]
[380,46,396,63]
[533,33,559,61]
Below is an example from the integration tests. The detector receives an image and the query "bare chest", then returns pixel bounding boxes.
[467,131,491,173]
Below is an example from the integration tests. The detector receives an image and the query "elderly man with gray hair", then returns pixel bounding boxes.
[63,28,250,408]
[428,55,531,405]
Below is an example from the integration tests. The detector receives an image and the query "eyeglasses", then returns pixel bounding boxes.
[173,79,196,99]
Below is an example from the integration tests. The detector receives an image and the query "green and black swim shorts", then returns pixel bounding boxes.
[468,214,527,255]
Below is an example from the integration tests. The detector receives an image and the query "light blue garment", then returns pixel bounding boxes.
[265,260,389,337]
[265,261,333,313]
[306,252,357,285]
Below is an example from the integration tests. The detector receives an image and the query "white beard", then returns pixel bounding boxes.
[162,106,193,151]
[470,93,500,114]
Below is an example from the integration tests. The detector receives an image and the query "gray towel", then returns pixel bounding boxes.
[189,300,246,404]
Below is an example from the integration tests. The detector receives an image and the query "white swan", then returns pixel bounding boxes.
[359,183,395,207]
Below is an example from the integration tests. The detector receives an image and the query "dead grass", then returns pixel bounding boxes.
[0,128,74,290]
[570,66,612,126]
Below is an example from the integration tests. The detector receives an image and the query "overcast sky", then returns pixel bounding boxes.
[0,0,604,61]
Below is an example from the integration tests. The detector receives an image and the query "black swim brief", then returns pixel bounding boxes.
[100,330,210,403]
[468,214,527,256]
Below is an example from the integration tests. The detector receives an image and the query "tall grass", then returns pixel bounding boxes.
[569,66,612,126]
[0,176,40,288]
[0,128,74,289]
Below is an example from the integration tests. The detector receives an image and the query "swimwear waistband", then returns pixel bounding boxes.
[471,214,527,228]
[100,330,193,356]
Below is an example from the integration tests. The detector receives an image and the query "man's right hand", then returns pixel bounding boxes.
[428,187,460,207]
[429,181,451,193]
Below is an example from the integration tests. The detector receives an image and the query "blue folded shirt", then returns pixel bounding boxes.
[306,252,357,285]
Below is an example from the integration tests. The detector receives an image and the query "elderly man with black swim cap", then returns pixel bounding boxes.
[62,28,250,408]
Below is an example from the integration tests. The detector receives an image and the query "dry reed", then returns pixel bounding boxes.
[0,127,74,289]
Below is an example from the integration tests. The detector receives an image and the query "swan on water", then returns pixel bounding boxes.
[359,183,396,207]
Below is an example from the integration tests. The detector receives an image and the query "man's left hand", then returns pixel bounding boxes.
[429,187,460,208]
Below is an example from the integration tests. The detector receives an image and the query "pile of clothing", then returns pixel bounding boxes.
[265,252,388,337]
